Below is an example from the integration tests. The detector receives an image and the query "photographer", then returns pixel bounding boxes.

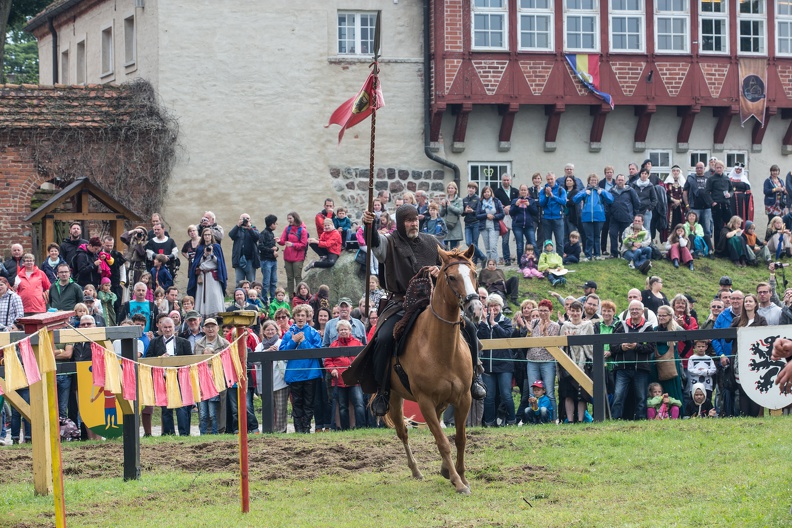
[186,229,227,317]
[121,226,149,290]
[229,213,261,284]
[199,211,224,243]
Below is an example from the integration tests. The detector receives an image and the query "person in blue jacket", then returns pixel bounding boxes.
[510,184,539,262]
[712,290,743,417]
[574,173,614,260]
[538,172,567,254]
[281,304,324,433]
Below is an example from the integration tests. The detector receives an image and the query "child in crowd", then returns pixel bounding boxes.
[280,304,324,433]
[97,277,117,326]
[246,288,266,312]
[332,207,354,249]
[292,282,312,308]
[563,231,582,264]
[520,244,543,279]
[139,272,154,301]
[646,382,681,420]
[538,240,567,286]
[150,254,173,290]
[306,218,343,271]
[524,380,554,425]
[82,284,104,315]
[687,340,716,399]
[153,287,168,314]
[269,287,292,320]
[422,202,448,242]
[685,382,717,418]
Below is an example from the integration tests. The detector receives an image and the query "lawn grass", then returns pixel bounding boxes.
[2,417,790,527]
[506,255,772,311]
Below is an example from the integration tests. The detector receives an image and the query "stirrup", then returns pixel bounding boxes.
[471,376,487,401]
[370,391,390,416]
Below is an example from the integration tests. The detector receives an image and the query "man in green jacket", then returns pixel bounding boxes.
[49,263,84,311]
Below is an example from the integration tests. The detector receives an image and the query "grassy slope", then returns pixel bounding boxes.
[506,256,773,311]
[1,419,790,527]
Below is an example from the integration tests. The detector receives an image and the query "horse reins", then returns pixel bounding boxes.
[429,260,477,326]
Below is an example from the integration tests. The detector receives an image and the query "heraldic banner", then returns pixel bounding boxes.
[736,326,792,410]
[738,58,767,127]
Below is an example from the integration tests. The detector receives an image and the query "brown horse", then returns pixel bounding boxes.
[385,245,482,494]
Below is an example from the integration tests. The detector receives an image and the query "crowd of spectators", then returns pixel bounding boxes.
[2,157,792,441]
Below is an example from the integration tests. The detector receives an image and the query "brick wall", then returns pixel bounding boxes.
[656,63,691,97]
[0,144,47,257]
[699,63,730,98]
[611,62,646,97]
[444,0,463,52]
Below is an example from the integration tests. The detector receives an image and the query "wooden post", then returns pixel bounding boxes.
[121,337,140,481]
[30,345,53,496]
[42,331,67,527]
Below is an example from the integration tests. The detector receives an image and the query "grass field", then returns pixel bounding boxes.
[1,417,791,527]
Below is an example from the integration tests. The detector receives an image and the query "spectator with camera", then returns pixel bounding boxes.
[187,228,227,317]
[229,213,261,284]
[121,226,149,290]
[198,211,224,243]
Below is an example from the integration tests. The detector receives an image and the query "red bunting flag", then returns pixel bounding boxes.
[91,342,106,388]
[18,338,41,386]
[121,358,137,402]
[220,348,239,387]
[325,70,384,144]
[178,366,195,407]
[153,366,168,407]
[197,361,219,400]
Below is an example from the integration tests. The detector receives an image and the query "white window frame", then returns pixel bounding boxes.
[124,15,136,67]
[518,0,554,51]
[778,0,792,56]
[564,0,600,52]
[60,49,69,84]
[75,39,86,85]
[689,151,710,172]
[100,24,114,78]
[738,0,766,55]
[469,162,512,190]
[337,11,378,56]
[609,0,645,53]
[725,151,748,171]
[648,149,673,181]
[699,0,729,54]
[655,0,690,54]
[472,0,509,51]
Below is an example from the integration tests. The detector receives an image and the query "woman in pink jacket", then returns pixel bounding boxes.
[278,212,308,296]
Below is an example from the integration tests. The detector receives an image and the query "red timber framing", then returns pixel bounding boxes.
[430,0,792,152]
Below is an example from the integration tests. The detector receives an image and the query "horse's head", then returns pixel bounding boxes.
[438,245,482,323]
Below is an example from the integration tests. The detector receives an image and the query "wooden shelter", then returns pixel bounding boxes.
[24,177,143,262]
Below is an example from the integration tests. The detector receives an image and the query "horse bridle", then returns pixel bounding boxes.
[429,260,478,326]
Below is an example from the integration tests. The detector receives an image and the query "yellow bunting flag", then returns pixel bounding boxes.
[189,365,201,402]
[165,368,182,409]
[229,341,246,381]
[104,350,123,395]
[2,345,27,392]
[138,364,156,406]
[36,330,56,374]
[210,355,227,393]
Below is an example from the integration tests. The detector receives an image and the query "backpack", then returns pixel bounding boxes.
[60,417,80,441]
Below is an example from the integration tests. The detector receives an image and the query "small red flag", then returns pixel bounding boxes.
[326,71,384,144]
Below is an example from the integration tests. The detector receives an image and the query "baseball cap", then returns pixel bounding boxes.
[338,297,353,307]
[583,281,597,290]
[203,318,218,326]
[531,380,545,389]
[184,310,201,321]
[719,276,732,286]
[83,295,94,302]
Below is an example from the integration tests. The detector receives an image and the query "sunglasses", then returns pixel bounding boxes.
[276,316,288,320]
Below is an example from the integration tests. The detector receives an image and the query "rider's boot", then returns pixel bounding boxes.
[370,390,390,416]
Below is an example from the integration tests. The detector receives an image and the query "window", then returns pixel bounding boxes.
[337,11,377,55]
[726,151,748,170]
[472,0,508,50]
[469,162,511,190]
[648,150,672,181]
[656,0,689,53]
[101,26,113,77]
[60,50,69,84]
[738,0,765,54]
[700,0,728,53]
[565,0,599,52]
[76,40,86,84]
[519,0,553,51]
[689,151,710,170]
[610,0,644,52]
[124,16,136,66]
[779,0,792,55]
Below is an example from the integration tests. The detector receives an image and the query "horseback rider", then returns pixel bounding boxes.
[342,204,486,416]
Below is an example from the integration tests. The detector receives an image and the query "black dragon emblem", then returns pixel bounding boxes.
[748,335,788,393]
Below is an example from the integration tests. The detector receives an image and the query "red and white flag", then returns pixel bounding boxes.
[326,71,384,144]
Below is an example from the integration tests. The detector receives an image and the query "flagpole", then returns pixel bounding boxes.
[364,14,382,318]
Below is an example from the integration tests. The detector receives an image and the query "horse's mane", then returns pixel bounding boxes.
[442,248,473,267]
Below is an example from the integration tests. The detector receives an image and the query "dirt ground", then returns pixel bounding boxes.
[0,428,551,487]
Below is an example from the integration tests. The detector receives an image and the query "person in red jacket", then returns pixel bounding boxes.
[306,218,342,271]
[277,212,308,297]
[325,319,365,429]
[314,198,335,235]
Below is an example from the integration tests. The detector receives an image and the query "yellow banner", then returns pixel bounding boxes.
[739,58,767,126]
